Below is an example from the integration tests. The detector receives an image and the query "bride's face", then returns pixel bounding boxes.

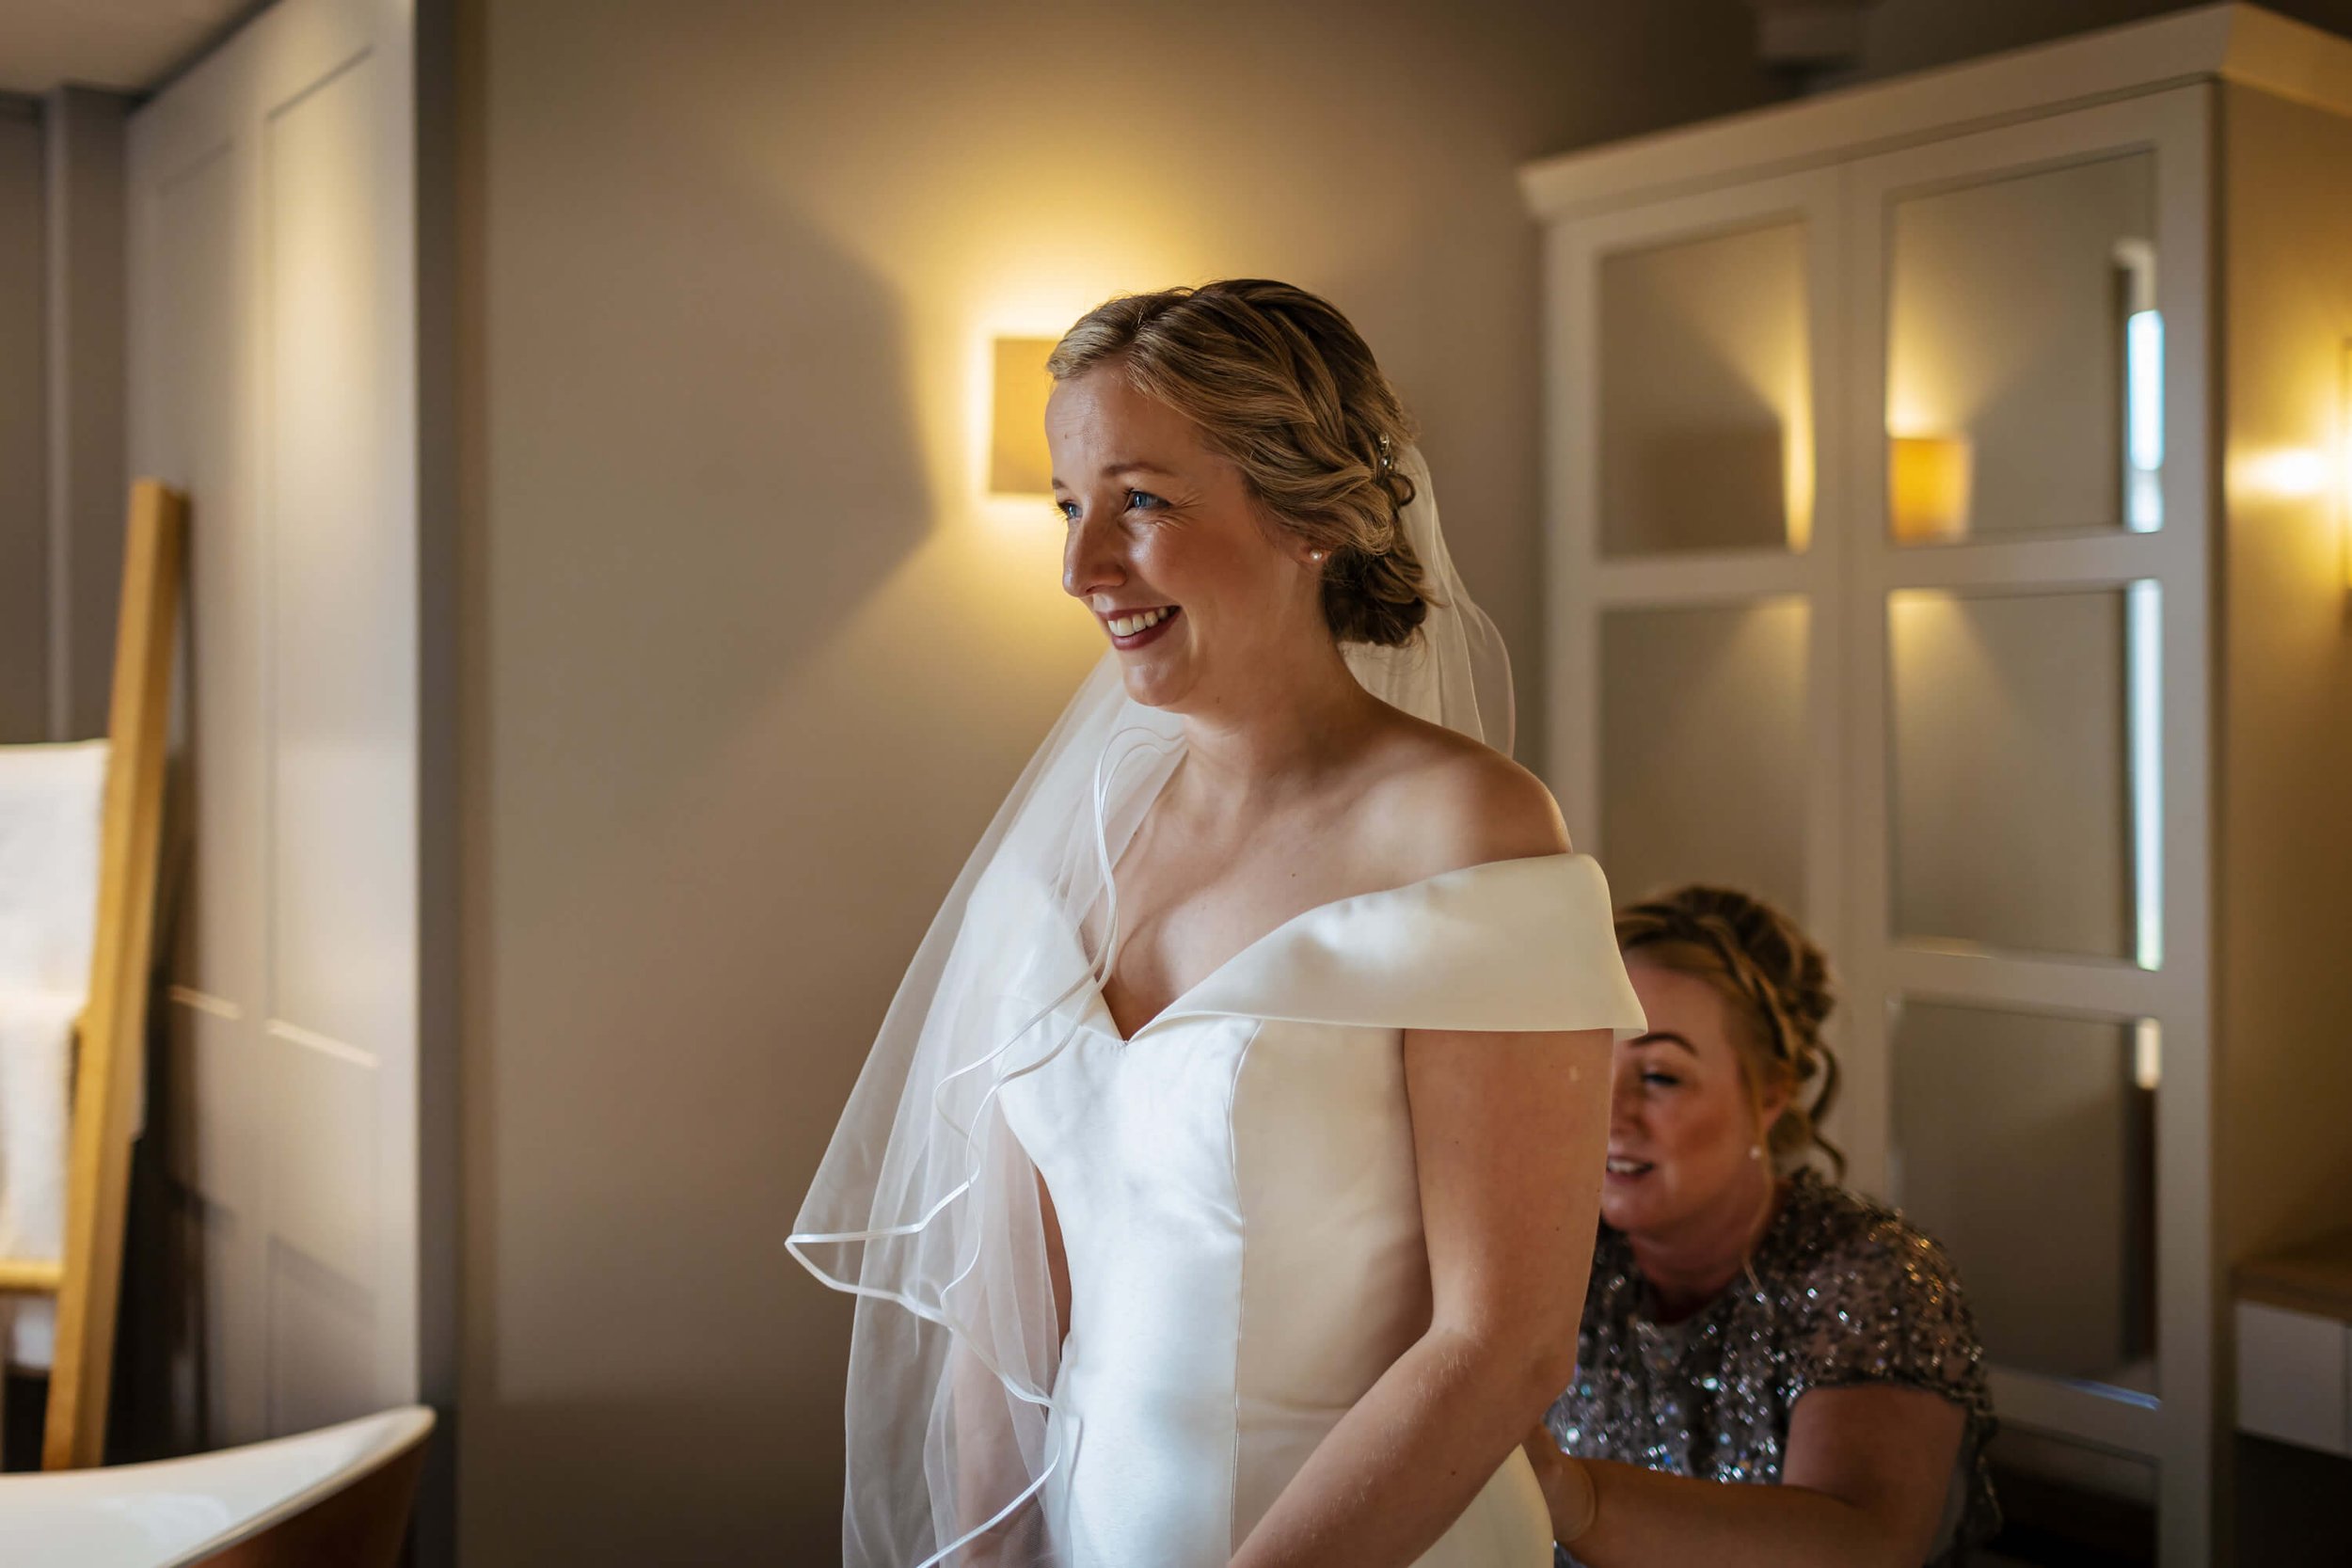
[1047,367,1326,711]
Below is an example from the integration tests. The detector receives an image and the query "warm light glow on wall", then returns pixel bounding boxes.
[2342,339,2352,592]
[989,337,1058,496]
[1888,435,1972,543]
[2236,446,2330,501]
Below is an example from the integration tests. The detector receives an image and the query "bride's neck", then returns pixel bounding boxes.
[1175,636,1377,810]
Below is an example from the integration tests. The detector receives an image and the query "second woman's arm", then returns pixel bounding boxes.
[1525,1384,1966,1568]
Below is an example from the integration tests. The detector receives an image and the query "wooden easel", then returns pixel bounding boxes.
[0,480,184,1468]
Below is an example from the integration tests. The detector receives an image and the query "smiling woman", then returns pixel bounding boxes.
[790,278,1648,1568]
[1524,885,2000,1568]
[1046,281,1431,671]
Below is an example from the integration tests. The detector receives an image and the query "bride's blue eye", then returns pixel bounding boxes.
[1056,499,1080,522]
[1126,489,1166,513]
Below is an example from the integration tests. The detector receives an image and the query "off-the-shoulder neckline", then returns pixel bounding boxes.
[1096,850,1596,1043]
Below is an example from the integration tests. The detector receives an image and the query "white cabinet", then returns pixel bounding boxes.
[1523,7,2352,1563]
[2236,1302,2352,1457]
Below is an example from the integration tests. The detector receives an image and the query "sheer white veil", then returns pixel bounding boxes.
[788,446,1513,1565]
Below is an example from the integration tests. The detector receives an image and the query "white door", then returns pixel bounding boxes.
[127,0,421,1446]
[1838,87,2215,1567]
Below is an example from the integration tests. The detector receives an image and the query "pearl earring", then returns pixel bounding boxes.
[1748,1143,1764,1162]
[1310,549,1327,562]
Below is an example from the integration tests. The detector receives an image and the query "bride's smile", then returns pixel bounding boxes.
[1094,602,1180,646]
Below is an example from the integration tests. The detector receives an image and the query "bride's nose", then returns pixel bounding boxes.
[1063,512,1125,600]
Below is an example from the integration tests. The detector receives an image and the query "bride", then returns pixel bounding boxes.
[791,279,1645,1566]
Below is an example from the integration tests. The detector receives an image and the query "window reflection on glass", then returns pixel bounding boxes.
[1885,152,2157,541]
[1888,585,2162,964]
[1600,600,1808,917]
[1891,999,2159,1396]
[1600,219,1811,556]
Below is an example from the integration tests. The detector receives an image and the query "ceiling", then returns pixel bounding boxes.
[0,0,254,97]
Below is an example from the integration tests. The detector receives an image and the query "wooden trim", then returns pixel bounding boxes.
[2235,1233,2352,1323]
[41,480,184,1470]
[0,1259,65,1292]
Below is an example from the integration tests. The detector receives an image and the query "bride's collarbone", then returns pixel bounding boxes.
[1101,845,1382,1024]
[1099,746,1477,1022]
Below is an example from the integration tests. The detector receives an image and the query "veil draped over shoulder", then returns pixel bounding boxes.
[788,448,1514,1565]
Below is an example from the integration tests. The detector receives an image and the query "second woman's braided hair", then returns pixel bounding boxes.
[1614,885,1845,1178]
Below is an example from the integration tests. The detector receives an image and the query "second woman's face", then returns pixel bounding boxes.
[1046,368,1325,711]
[1600,963,1777,1240]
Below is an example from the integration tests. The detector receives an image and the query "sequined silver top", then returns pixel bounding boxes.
[1545,1169,1999,1565]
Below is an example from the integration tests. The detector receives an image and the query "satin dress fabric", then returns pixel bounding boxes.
[992,851,1646,1566]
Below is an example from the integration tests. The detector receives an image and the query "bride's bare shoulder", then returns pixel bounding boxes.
[1358,711,1571,880]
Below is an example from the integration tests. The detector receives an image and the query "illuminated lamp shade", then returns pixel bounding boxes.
[989,337,1059,496]
[1888,434,1973,544]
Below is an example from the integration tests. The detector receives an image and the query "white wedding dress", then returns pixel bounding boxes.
[790,445,1647,1567]
[989,850,1645,1565]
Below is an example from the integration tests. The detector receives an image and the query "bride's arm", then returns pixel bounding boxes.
[1227,738,1611,1567]
[1228,1018,1611,1568]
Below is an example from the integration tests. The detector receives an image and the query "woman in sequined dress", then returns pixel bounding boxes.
[1519,886,1998,1567]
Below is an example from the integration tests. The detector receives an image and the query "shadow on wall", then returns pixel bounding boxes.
[457,51,943,1551]
[491,142,933,752]
[457,1392,838,1563]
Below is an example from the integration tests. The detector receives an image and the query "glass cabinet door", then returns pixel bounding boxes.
[1838,87,2212,1554]
[1548,170,1844,958]
[1884,152,2161,543]
[1599,599,1809,917]
[1548,75,2216,1568]
[1598,218,1812,557]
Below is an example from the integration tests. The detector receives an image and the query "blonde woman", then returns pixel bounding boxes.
[792,281,1646,1566]
[1522,886,1998,1568]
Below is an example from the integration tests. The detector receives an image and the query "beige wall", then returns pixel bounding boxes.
[40,87,130,746]
[0,99,43,743]
[453,1,1772,1559]
[0,88,133,747]
[2217,82,2352,1270]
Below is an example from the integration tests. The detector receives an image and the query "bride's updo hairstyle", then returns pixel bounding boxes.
[1614,885,1846,1179]
[1046,279,1432,648]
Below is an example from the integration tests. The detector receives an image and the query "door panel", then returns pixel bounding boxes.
[129,0,419,1450]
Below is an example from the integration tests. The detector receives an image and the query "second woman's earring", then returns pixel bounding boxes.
[1749,1143,1764,1162]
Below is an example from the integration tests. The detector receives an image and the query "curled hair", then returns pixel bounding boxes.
[1615,885,1845,1178]
[1047,279,1430,648]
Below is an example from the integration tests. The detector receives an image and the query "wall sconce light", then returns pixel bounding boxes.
[989,337,1058,497]
[1888,434,1972,543]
